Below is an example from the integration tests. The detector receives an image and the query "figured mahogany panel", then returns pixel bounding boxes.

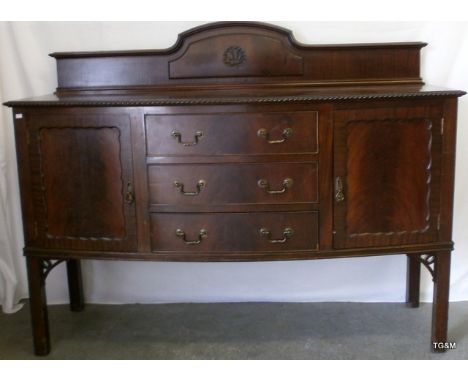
[150,211,319,252]
[333,105,443,249]
[346,119,431,234]
[40,127,125,239]
[26,113,137,251]
[145,110,318,156]
[148,162,318,206]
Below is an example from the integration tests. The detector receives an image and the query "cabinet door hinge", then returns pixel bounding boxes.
[437,214,441,231]
[441,117,445,135]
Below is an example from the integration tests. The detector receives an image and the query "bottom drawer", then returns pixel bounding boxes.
[150,212,318,252]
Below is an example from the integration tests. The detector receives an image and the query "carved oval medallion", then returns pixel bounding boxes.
[223,46,246,67]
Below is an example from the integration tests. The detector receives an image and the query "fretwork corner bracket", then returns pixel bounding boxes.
[41,259,65,280]
[419,254,436,281]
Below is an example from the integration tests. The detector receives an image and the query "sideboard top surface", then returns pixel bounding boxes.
[4,85,466,108]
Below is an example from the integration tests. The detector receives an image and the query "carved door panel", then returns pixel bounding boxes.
[25,112,137,251]
[333,105,443,249]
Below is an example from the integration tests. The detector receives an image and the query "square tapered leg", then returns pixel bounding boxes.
[431,251,451,352]
[26,256,50,356]
[406,253,422,308]
[66,259,85,312]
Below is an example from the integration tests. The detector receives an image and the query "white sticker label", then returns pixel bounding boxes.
[15,113,23,119]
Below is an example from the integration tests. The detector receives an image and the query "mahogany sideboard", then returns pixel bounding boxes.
[4,22,465,356]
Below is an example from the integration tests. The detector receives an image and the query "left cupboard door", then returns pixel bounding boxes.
[20,112,137,252]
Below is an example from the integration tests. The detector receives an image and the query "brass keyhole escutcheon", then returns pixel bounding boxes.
[335,177,345,202]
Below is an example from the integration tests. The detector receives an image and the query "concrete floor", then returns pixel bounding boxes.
[1,301,468,359]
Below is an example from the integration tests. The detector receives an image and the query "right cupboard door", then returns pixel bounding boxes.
[333,105,443,249]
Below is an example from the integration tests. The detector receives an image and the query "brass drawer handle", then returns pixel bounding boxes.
[171,130,203,146]
[257,178,293,194]
[335,176,345,202]
[259,227,294,244]
[173,180,206,196]
[125,182,135,204]
[257,127,293,144]
[175,228,207,245]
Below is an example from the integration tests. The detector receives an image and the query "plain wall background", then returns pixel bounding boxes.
[1,21,467,311]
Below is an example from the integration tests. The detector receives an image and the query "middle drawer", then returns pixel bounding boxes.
[148,162,318,206]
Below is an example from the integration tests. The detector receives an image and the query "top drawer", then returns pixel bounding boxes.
[145,111,318,156]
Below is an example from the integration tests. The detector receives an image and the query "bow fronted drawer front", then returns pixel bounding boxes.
[150,211,319,253]
[148,162,318,207]
[145,111,319,156]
